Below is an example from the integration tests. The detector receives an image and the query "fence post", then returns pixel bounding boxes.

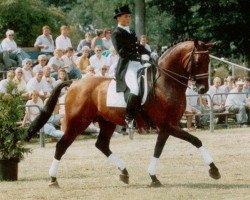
[207,94,214,132]
[40,129,45,148]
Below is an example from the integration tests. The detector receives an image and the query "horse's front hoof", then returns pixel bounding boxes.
[209,168,221,180]
[48,180,60,188]
[149,180,162,187]
[119,174,129,184]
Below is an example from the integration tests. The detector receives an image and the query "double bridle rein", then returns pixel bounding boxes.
[156,47,209,87]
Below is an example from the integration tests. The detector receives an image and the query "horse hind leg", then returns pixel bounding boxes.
[170,126,221,180]
[95,119,129,184]
[48,118,91,187]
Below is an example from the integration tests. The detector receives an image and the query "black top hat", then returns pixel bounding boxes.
[113,4,131,19]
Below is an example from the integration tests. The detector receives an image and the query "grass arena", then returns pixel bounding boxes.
[0,128,250,200]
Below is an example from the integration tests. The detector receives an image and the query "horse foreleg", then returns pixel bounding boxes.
[49,119,91,187]
[170,126,221,180]
[148,130,169,187]
[95,120,129,184]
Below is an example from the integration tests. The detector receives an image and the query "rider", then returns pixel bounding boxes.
[111,5,150,128]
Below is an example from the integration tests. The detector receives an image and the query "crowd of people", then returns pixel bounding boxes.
[185,76,250,131]
[0,25,153,139]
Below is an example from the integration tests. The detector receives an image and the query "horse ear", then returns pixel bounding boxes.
[205,42,217,49]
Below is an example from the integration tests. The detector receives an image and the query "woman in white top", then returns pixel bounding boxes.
[22,59,34,83]
[13,67,29,98]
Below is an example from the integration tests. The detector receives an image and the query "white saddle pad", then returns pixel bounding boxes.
[106,70,148,108]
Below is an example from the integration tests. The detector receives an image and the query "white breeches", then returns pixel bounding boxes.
[125,61,144,95]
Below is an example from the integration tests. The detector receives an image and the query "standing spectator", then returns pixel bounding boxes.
[22,59,34,83]
[76,46,90,75]
[26,70,49,99]
[102,28,113,50]
[140,35,151,52]
[0,70,15,93]
[76,32,92,55]
[42,66,56,94]
[55,25,72,52]
[225,80,250,127]
[33,54,48,73]
[91,29,104,50]
[13,67,28,97]
[62,47,82,79]
[47,49,65,79]
[20,90,63,139]
[89,46,108,73]
[34,25,55,57]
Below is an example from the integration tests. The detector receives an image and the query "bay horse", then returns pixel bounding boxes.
[26,40,221,187]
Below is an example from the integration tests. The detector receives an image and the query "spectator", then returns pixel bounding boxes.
[107,46,119,77]
[62,47,82,79]
[26,70,49,99]
[54,69,67,96]
[83,65,95,78]
[47,49,65,79]
[55,25,72,52]
[76,46,90,75]
[22,59,34,83]
[140,35,151,52]
[225,80,250,127]
[76,32,92,55]
[33,54,48,73]
[42,66,56,94]
[1,30,30,66]
[0,45,17,70]
[13,67,28,97]
[102,28,113,50]
[96,65,109,77]
[0,70,15,93]
[34,25,55,57]
[20,90,63,139]
[91,29,104,50]
[221,76,235,94]
[243,77,250,93]
[89,46,108,73]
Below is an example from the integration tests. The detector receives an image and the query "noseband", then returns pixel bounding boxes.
[157,47,209,87]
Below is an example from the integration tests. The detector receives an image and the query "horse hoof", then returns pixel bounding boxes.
[120,174,129,184]
[149,180,162,187]
[209,168,221,180]
[48,180,60,188]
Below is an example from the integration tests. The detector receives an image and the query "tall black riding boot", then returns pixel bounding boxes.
[125,94,141,129]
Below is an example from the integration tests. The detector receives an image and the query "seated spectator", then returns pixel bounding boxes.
[54,69,67,96]
[107,46,119,77]
[221,76,235,94]
[76,32,92,56]
[140,35,151,52]
[1,30,30,66]
[34,25,55,57]
[89,46,108,73]
[55,25,72,52]
[0,45,17,70]
[42,66,56,94]
[83,65,95,78]
[225,80,250,127]
[91,29,104,51]
[20,90,63,139]
[243,77,250,93]
[102,28,113,50]
[96,65,109,77]
[47,49,65,79]
[22,59,34,83]
[207,77,226,123]
[26,70,49,99]
[13,67,28,98]
[62,47,82,79]
[33,54,48,73]
[0,70,15,93]
[76,46,90,75]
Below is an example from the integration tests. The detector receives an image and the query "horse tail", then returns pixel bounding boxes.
[26,80,73,141]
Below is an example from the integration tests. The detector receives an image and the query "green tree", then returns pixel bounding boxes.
[0,0,66,47]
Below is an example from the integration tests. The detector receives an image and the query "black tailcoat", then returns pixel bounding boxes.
[111,27,150,92]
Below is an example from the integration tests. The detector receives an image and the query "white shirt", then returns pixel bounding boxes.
[47,57,64,73]
[26,77,48,94]
[89,55,108,73]
[13,77,27,92]
[42,76,56,93]
[22,68,33,83]
[33,64,46,73]
[61,55,77,73]
[0,79,10,93]
[118,24,130,33]
[34,34,55,53]
[55,35,72,50]
[206,85,225,107]
[102,37,113,50]
[26,98,44,121]
[225,88,247,107]
[1,38,17,51]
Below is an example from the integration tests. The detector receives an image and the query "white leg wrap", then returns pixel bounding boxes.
[108,153,126,170]
[198,146,213,165]
[148,157,159,175]
[49,158,60,177]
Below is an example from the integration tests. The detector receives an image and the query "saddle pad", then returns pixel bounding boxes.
[106,78,148,108]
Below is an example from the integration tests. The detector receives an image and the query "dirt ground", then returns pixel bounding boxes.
[0,128,250,200]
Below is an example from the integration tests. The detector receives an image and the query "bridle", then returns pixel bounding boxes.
[156,46,209,87]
